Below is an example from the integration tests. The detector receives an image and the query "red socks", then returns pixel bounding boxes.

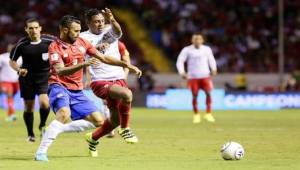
[7,97,14,116]
[206,95,212,113]
[192,97,198,114]
[119,102,131,128]
[92,120,115,140]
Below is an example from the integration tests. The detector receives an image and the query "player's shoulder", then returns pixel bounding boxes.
[80,30,91,37]
[41,34,57,42]
[15,36,30,46]
[201,44,212,50]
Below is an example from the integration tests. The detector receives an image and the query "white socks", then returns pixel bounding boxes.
[36,119,96,155]
[62,119,95,132]
[36,120,64,154]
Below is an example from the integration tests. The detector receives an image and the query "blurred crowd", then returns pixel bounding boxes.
[116,0,300,73]
[1,0,300,73]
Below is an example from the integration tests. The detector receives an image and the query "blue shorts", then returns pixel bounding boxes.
[48,83,98,120]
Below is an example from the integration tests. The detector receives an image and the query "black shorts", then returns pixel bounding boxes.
[19,72,49,100]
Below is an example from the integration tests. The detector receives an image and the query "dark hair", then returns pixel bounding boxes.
[84,8,101,22]
[25,18,40,27]
[193,31,202,36]
[59,15,81,29]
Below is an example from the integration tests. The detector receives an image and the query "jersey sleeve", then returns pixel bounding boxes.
[48,43,63,65]
[207,47,217,71]
[80,38,97,56]
[176,47,188,75]
[118,41,127,57]
[10,44,22,61]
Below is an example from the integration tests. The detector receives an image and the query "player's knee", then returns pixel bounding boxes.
[56,108,70,123]
[94,118,104,127]
[122,90,132,102]
[40,101,49,109]
[24,103,34,112]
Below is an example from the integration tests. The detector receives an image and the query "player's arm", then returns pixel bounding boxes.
[207,47,217,76]
[122,49,130,79]
[9,45,27,76]
[102,8,122,37]
[92,50,142,77]
[53,59,97,76]
[176,48,188,79]
[84,66,92,88]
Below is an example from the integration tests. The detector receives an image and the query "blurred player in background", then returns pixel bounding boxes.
[9,19,55,142]
[0,44,20,122]
[176,33,217,123]
[80,8,139,152]
[35,15,141,161]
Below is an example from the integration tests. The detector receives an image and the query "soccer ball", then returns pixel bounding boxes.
[220,141,245,160]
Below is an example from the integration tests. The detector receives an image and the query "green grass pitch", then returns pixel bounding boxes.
[0,108,300,170]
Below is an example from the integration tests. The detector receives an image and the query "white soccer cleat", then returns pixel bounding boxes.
[193,114,201,124]
[118,128,138,144]
[203,114,216,123]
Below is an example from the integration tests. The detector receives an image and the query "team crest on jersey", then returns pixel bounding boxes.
[79,46,86,54]
[73,59,78,65]
[101,33,115,44]
[42,53,49,61]
[51,53,59,61]
[63,53,68,58]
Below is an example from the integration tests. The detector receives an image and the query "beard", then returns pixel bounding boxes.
[67,32,77,43]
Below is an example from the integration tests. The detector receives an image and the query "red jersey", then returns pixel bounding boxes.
[48,37,97,90]
[118,41,128,59]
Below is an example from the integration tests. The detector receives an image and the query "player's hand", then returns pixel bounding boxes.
[102,8,115,21]
[211,70,217,76]
[96,43,110,53]
[181,73,187,79]
[85,58,100,67]
[18,68,28,77]
[128,65,142,78]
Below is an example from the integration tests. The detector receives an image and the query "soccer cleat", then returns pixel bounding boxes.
[193,114,201,124]
[118,128,138,144]
[203,114,216,123]
[5,114,17,122]
[85,132,99,157]
[106,130,115,138]
[35,153,49,161]
[27,136,36,142]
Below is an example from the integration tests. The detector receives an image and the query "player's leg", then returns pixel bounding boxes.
[35,107,71,161]
[38,94,50,133]
[35,75,51,133]
[102,100,115,137]
[188,79,200,123]
[19,76,36,141]
[201,77,215,122]
[1,82,16,121]
[35,84,71,161]
[108,84,138,143]
[24,99,35,141]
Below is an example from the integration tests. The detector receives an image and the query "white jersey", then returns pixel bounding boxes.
[0,52,21,82]
[80,25,124,81]
[176,44,217,79]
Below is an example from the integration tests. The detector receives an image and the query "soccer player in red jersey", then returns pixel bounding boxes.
[176,33,217,123]
[0,44,20,121]
[35,15,141,161]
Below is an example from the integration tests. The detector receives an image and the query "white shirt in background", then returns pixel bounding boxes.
[0,52,21,82]
[176,44,217,79]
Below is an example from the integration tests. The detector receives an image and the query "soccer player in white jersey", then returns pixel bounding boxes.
[176,33,217,123]
[80,8,139,156]
[0,44,21,121]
